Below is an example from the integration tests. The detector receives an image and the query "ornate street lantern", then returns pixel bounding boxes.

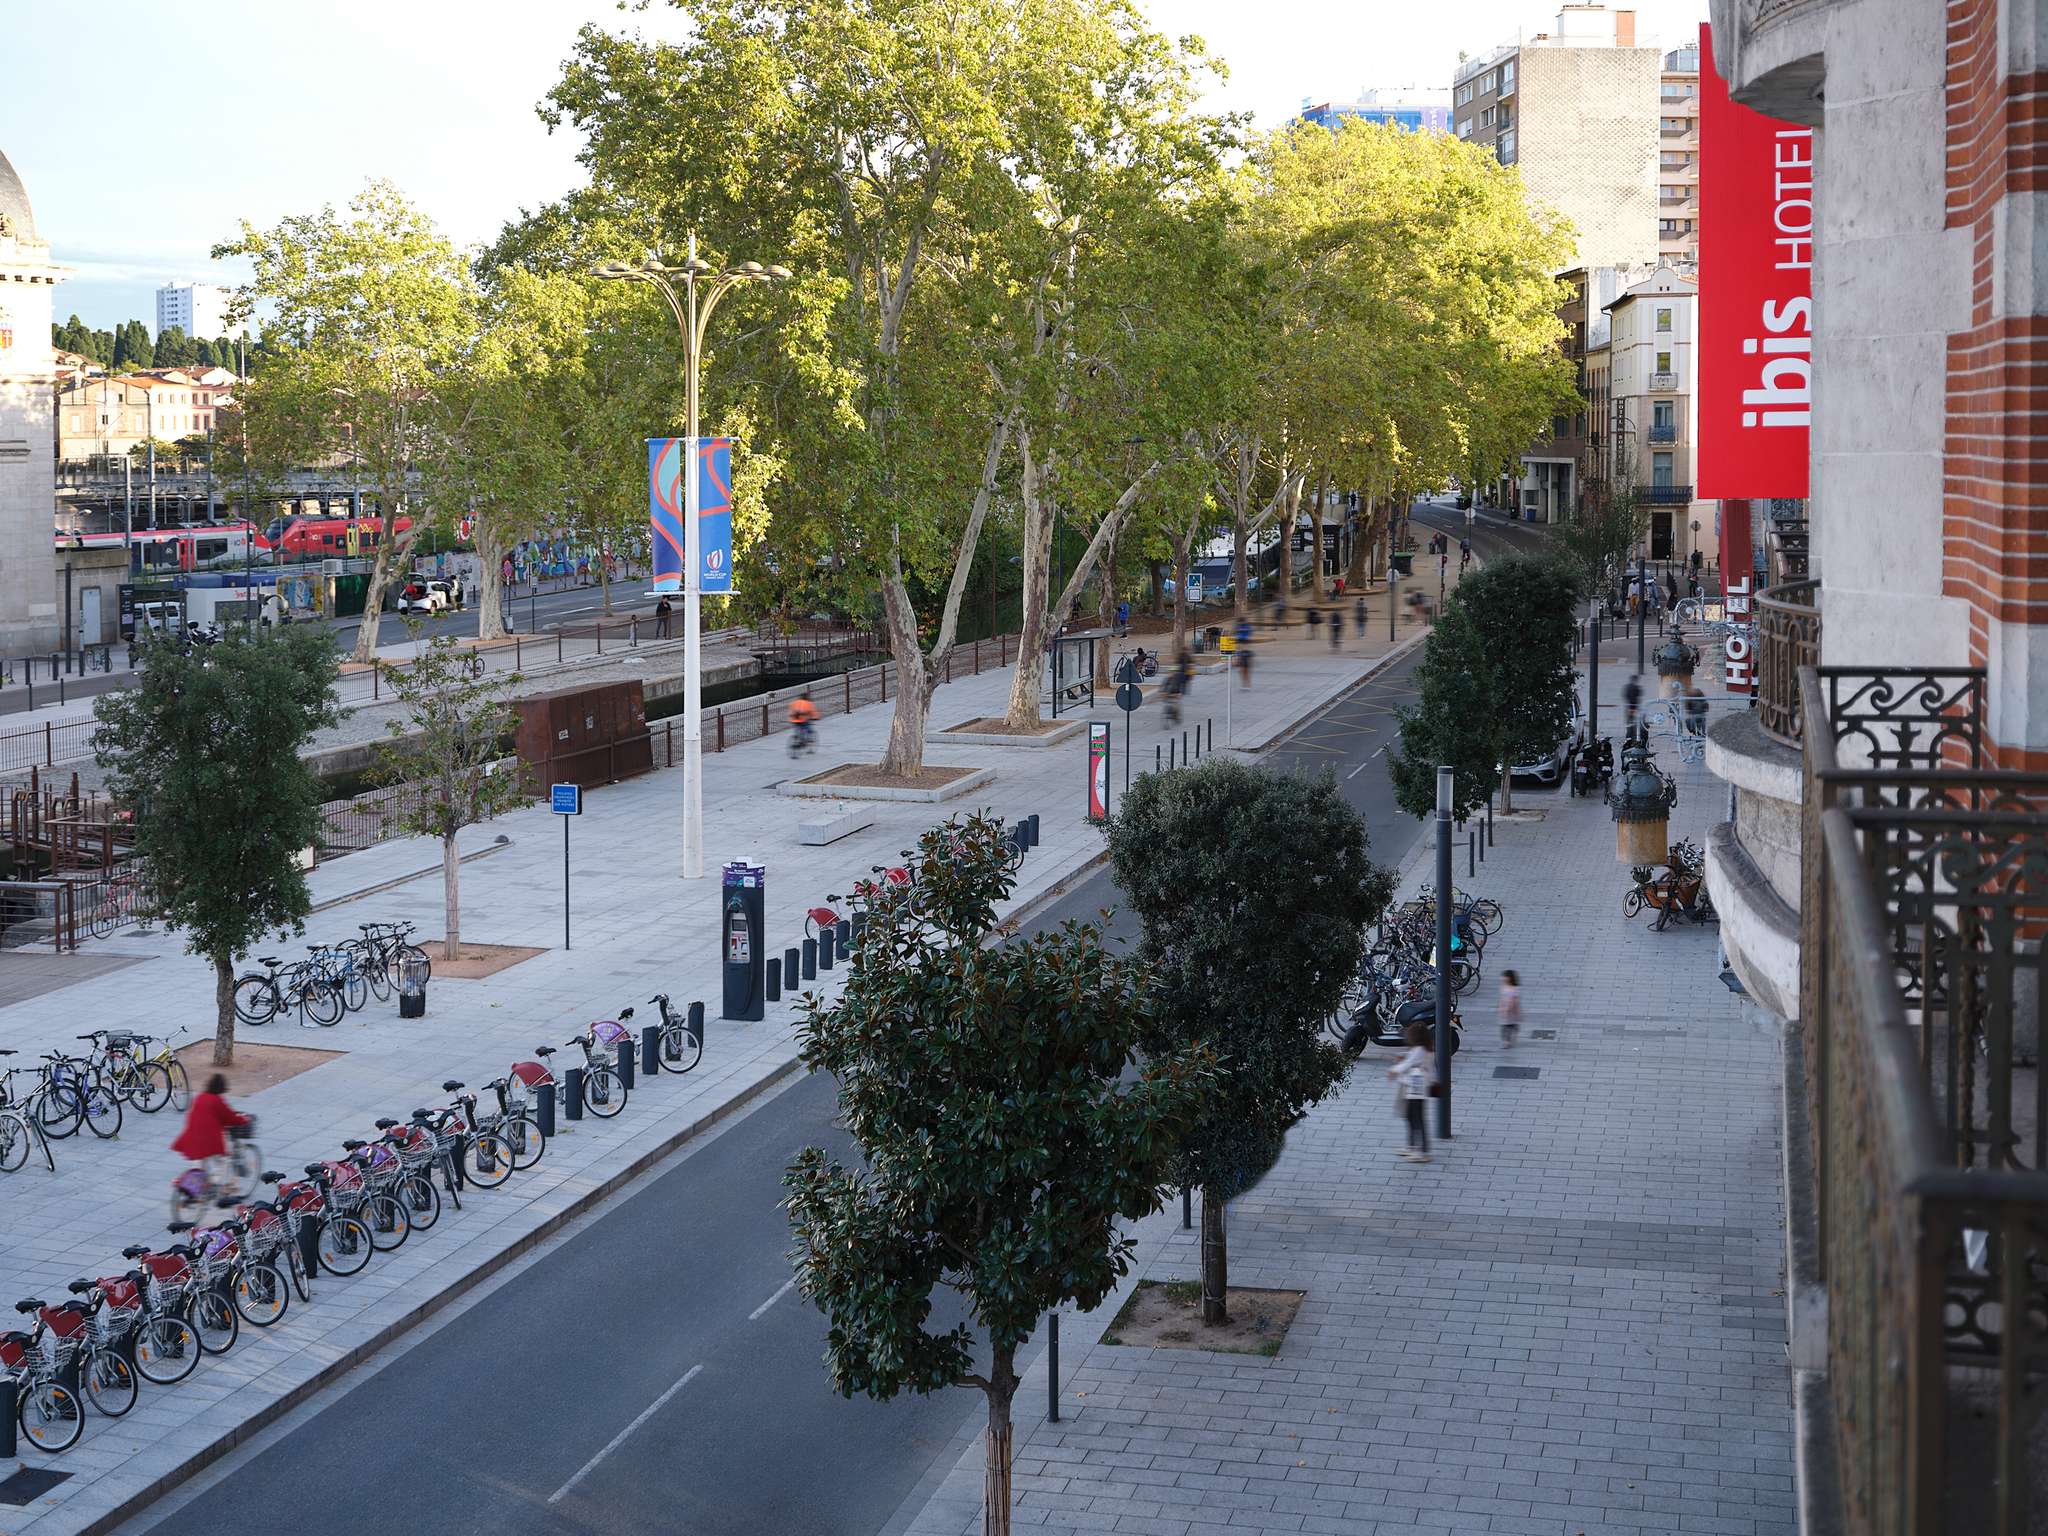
[1609,742,1678,863]
[1653,624,1700,688]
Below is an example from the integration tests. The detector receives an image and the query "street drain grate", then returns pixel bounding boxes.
[1493,1066,1541,1080]
[1531,1029,1557,1040]
[0,1468,73,1505]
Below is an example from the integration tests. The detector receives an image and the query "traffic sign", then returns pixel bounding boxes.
[1219,635,1236,653]
[1114,682,1142,713]
[551,783,582,816]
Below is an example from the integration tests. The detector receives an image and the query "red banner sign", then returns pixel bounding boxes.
[1697,23,1812,499]
[1087,722,1110,820]
[1719,499,1755,694]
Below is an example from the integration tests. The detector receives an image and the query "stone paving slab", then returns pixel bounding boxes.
[902,671,1796,1536]
[0,618,1416,1535]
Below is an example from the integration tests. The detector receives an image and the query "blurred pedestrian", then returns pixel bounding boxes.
[1622,673,1643,743]
[1498,968,1522,1047]
[1387,1022,1434,1162]
[655,596,673,639]
[1354,593,1367,633]
[1328,607,1344,649]
[1306,605,1321,641]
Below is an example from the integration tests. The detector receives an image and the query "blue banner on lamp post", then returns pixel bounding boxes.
[647,437,685,595]
[695,436,733,594]
[648,435,733,595]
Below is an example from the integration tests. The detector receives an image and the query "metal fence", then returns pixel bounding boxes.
[1755,578,1820,747]
[1799,663,2048,1535]
[0,880,78,951]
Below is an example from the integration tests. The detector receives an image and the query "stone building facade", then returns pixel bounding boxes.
[0,148,61,655]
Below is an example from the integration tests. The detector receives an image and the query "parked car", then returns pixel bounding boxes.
[1512,696,1586,784]
[397,579,457,615]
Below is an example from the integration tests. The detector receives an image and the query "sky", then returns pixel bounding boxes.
[1,0,1707,333]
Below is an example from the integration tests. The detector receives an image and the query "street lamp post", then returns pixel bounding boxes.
[1636,554,1648,674]
[593,240,791,879]
[1434,765,1454,1138]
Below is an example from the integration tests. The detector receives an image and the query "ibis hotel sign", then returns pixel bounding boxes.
[1697,22,1811,500]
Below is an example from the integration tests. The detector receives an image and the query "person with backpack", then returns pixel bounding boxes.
[1387,1022,1435,1162]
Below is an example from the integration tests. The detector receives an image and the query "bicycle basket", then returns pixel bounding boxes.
[591,1019,632,1047]
[510,1060,555,1090]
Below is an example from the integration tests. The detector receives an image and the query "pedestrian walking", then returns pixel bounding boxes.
[1354,593,1367,633]
[1387,1023,1434,1162]
[1622,672,1644,744]
[1498,968,1522,1047]
[1306,605,1321,641]
[1234,616,1254,689]
[1687,572,1700,600]
[1459,536,1472,571]
[1683,683,1709,737]
[1116,599,1129,637]
[1328,607,1344,649]
[655,596,673,639]
[1690,546,1704,581]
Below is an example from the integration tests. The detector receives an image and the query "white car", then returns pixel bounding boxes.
[396,579,457,615]
[1512,696,1587,784]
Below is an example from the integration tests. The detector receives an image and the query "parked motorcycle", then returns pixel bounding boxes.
[1569,737,1614,798]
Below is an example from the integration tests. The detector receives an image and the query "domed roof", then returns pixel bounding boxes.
[0,149,36,243]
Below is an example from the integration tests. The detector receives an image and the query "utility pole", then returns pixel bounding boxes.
[1434,766,1454,1138]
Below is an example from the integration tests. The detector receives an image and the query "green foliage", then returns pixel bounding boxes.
[786,813,1213,1467]
[93,628,341,1062]
[154,325,199,368]
[1389,554,1580,820]
[1389,598,1500,822]
[1105,759,1393,1199]
[1555,468,1651,596]
[112,319,153,369]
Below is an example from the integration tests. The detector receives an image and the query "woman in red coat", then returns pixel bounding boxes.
[171,1075,249,1191]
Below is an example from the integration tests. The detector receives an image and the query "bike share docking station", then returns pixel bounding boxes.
[723,861,766,1022]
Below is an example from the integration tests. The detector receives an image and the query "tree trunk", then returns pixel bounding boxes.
[982,1355,1018,1536]
[1147,558,1164,618]
[1092,526,1119,693]
[476,520,506,641]
[1345,497,1372,590]
[212,952,237,1068]
[599,542,613,616]
[443,832,461,961]
[1200,1186,1229,1326]
[1004,476,1054,730]
[1170,537,1191,659]
[1310,475,1330,599]
[1231,521,1249,620]
[879,570,934,777]
[351,496,403,663]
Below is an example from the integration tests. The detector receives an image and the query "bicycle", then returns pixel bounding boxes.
[171,1117,261,1222]
[2,1301,87,1452]
[124,1230,238,1357]
[641,994,704,1076]
[122,1029,193,1113]
[33,1050,123,1141]
[560,1029,630,1119]
[60,1279,143,1418]
[273,1166,375,1277]
[353,919,432,994]
[413,1088,514,1189]
[477,1076,548,1171]
[233,954,344,1028]
[0,1056,58,1172]
[113,1240,202,1385]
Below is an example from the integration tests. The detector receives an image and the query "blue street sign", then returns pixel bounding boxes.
[551,783,582,816]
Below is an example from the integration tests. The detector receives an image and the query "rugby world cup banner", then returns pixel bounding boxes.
[646,436,736,595]
[1697,23,1812,499]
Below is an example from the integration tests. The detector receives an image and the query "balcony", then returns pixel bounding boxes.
[1767,514,1809,583]
[1793,664,2048,1535]
[1648,423,1677,443]
[1634,483,1692,504]
[1754,578,1818,745]
[1650,371,1679,390]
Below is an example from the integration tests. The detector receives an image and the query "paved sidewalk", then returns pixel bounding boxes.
[0,619,1418,1535]
[902,670,1795,1536]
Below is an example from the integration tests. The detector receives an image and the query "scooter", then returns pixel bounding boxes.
[1569,737,1614,798]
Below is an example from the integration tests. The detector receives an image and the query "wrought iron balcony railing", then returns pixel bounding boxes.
[1797,663,2048,1535]
[1755,579,1819,746]
[1634,483,1692,504]
[1648,423,1677,443]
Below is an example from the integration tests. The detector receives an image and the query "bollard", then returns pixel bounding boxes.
[533,1080,556,1139]
[641,1024,661,1078]
[766,955,782,1003]
[1047,1312,1061,1424]
[0,1375,13,1457]
[564,1066,586,1121]
[615,1038,635,1092]
[1468,831,1475,878]
[801,938,817,979]
[1027,813,1040,847]
[786,944,802,988]
[1155,743,1161,773]
[1182,729,1189,764]
[836,918,852,962]
[1182,1185,1192,1229]
[818,929,835,971]
[1487,795,1494,848]
[688,1000,706,1053]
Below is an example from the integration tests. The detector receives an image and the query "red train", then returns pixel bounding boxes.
[55,515,415,572]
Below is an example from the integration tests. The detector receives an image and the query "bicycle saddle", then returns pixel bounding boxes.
[374,1118,399,1130]
[341,1139,366,1151]
[441,1079,463,1092]
[0,1049,13,1056]
[302,1164,327,1178]
[166,1221,195,1234]
[119,1245,148,1259]
[535,1046,557,1058]
[15,1299,43,1314]
[259,1170,284,1183]
[65,1281,91,1296]
[258,956,280,966]
[618,1006,635,1021]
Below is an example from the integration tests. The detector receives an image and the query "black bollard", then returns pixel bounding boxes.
[1182,1185,1192,1229]
[616,1038,635,1092]
[1487,795,1494,848]
[836,919,851,962]
[564,1066,586,1121]
[1155,743,1161,773]
[533,1080,556,1138]
[641,1024,661,1078]
[801,938,817,979]
[785,945,802,988]
[818,929,835,971]
[688,1001,705,1053]
[1047,1312,1061,1424]
[0,1376,14,1457]
[766,956,782,1003]
[1027,813,1039,847]
[1468,831,1475,878]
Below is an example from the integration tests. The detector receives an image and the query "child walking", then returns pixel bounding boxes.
[1499,968,1522,1047]
[1387,1022,1434,1162]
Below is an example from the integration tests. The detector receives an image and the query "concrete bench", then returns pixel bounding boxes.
[797,809,875,845]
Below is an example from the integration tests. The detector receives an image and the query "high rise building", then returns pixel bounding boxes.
[155,281,237,340]
[1657,45,1700,265]
[1450,4,1662,269]
[1296,90,1450,135]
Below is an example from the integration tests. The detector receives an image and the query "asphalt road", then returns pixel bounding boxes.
[122,622,1445,1536]
[326,579,651,651]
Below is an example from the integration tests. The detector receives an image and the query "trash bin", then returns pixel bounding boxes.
[398,952,429,1018]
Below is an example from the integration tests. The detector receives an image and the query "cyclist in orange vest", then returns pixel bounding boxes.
[788,692,819,757]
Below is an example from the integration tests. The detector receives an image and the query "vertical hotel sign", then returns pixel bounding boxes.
[647,436,736,596]
[1698,22,1811,498]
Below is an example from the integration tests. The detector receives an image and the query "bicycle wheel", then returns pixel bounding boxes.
[0,1109,30,1172]
[230,1139,261,1197]
[127,1060,173,1114]
[364,1191,410,1251]
[133,1315,200,1384]
[80,1082,123,1140]
[355,943,393,1000]
[658,1023,702,1076]
[17,1380,84,1453]
[233,975,279,1027]
[281,1227,313,1303]
[37,1085,84,1141]
[500,1114,546,1171]
[163,1057,191,1112]
[462,1131,515,1188]
[580,1067,626,1120]
[317,1214,374,1276]
[398,1172,442,1231]
[192,1286,239,1355]
[83,1346,138,1417]
[341,972,369,1014]
[302,981,344,1028]
[234,1262,288,1327]
[1469,899,1503,935]
[1622,888,1643,919]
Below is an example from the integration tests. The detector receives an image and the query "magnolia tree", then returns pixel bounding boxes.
[786,815,1213,1536]
[94,629,341,1066]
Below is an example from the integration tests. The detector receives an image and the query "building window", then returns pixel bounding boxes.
[1656,307,1673,332]
[1480,106,1494,127]
[1501,58,1514,90]
[1483,69,1498,92]
[1652,452,1674,488]
[1456,83,1473,106]
[1656,350,1673,373]
[1496,132,1515,164]
[1660,219,1681,236]
[1457,120,1471,139]
[1661,117,1689,134]
[1653,401,1675,429]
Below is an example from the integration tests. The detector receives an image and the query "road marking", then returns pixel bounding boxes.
[748,1276,798,1321]
[548,1362,703,1504]
[1346,759,1372,779]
